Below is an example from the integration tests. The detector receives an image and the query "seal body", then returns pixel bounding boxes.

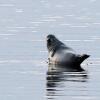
[46,34,90,70]
[49,49,76,65]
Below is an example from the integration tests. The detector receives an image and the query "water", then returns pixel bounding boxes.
[0,0,100,100]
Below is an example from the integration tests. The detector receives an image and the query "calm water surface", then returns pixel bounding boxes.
[0,0,100,100]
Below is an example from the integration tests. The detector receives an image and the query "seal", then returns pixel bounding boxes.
[46,34,90,71]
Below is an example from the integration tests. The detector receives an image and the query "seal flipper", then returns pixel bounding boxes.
[51,48,57,57]
[76,54,90,65]
[51,50,55,57]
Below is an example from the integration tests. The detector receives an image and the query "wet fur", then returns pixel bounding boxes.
[46,34,90,71]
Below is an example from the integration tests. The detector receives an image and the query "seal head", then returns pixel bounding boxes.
[46,34,72,57]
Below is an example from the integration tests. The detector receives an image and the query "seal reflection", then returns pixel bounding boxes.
[46,64,88,99]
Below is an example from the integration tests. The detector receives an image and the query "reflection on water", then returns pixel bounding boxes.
[46,65,88,100]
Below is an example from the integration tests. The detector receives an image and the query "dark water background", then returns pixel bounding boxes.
[0,0,100,100]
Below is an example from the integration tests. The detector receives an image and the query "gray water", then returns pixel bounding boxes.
[0,0,100,100]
